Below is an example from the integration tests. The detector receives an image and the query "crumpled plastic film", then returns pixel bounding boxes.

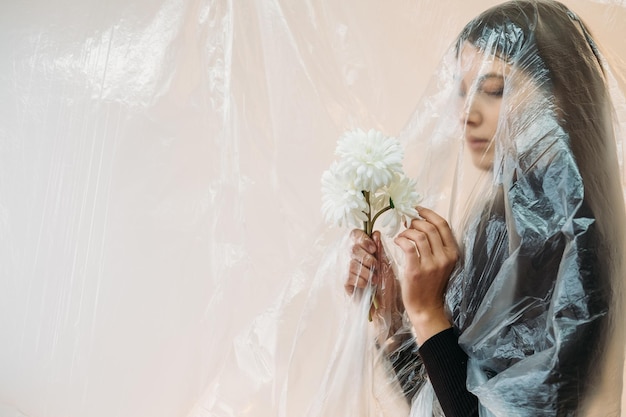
[0,1,625,417]
[397,1,626,416]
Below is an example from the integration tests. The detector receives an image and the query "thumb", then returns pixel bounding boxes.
[373,231,390,264]
[394,235,421,270]
[373,231,393,285]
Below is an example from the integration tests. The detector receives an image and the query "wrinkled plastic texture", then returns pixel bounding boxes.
[397,2,626,415]
[1,1,626,417]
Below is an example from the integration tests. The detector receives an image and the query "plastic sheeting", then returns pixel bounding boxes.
[1,1,626,417]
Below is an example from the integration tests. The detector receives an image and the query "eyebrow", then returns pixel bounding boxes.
[478,73,505,83]
[457,72,506,92]
[456,72,505,85]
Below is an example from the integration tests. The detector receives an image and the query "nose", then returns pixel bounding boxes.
[460,99,481,128]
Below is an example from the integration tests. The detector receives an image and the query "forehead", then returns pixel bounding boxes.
[459,41,510,78]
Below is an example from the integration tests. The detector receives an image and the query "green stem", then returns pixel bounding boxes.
[362,191,373,236]
[361,194,393,322]
[371,205,392,228]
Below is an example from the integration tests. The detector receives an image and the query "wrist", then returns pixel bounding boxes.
[407,307,452,345]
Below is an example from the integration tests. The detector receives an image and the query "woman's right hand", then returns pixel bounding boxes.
[394,207,458,344]
[346,229,403,337]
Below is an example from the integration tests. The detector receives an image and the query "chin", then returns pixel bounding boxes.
[471,154,494,172]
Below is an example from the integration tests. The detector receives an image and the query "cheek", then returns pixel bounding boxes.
[455,94,468,116]
[485,100,503,132]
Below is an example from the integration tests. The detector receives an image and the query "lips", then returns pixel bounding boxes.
[466,136,490,151]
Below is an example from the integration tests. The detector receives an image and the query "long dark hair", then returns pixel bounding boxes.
[451,1,625,412]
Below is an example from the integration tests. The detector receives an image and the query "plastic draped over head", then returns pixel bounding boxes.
[198,2,626,416]
[395,0,626,415]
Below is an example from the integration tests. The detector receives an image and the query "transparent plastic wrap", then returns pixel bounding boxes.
[390,1,626,415]
[1,1,626,417]
[197,1,626,416]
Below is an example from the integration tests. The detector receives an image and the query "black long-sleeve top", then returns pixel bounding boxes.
[418,328,478,417]
[390,328,478,417]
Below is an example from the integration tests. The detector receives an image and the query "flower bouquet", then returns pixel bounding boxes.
[321,128,421,316]
[321,128,421,236]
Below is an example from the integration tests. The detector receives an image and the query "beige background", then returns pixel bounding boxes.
[0,0,624,416]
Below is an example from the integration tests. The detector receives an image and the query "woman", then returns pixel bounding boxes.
[347,1,626,416]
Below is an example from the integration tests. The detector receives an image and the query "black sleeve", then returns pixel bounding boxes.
[418,328,479,417]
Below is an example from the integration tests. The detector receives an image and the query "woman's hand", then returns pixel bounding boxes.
[346,229,403,337]
[394,207,459,345]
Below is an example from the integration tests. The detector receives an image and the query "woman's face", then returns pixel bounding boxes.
[458,42,509,171]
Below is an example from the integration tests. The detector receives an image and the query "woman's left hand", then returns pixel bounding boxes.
[394,207,459,344]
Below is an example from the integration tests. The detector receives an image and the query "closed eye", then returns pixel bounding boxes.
[478,73,505,98]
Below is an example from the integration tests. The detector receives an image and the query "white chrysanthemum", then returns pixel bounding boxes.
[321,162,369,228]
[335,129,404,191]
[380,174,421,235]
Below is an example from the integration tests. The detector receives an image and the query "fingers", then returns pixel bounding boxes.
[394,207,459,274]
[396,207,456,256]
[351,244,376,268]
[350,229,376,253]
[394,234,423,265]
[415,206,456,249]
[349,231,376,277]
[372,231,394,287]
[346,229,377,294]
[347,256,374,292]
[407,215,443,255]
[346,230,397,295]
[401,227,436,257]
[372,231,388,262]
